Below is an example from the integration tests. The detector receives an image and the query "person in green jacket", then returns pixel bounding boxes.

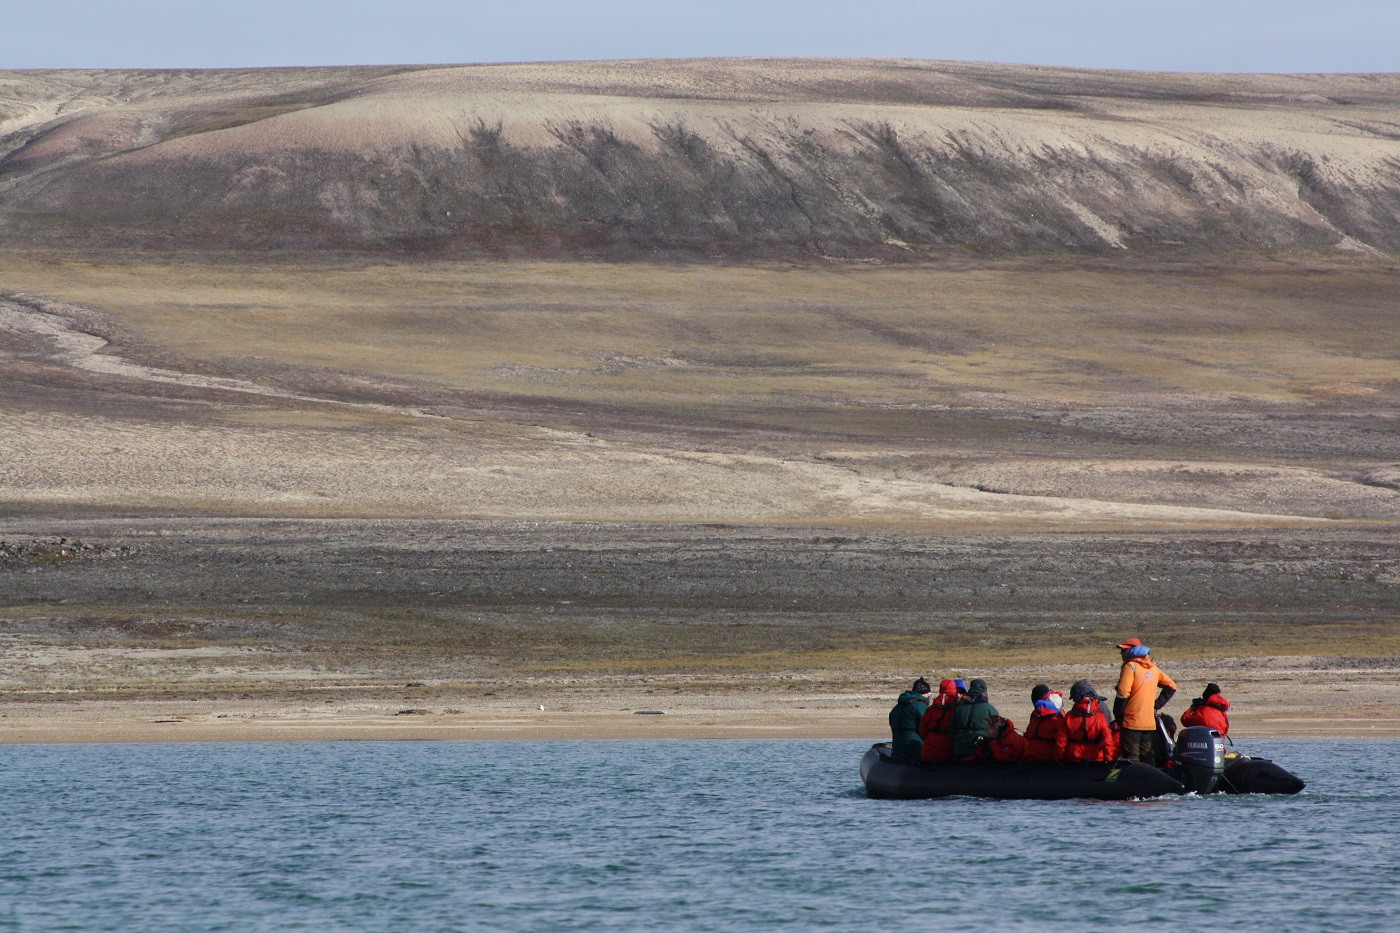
[888,678,932,760]
[950,678,1000,759]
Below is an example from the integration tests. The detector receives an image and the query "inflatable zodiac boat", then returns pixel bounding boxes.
[861,726,1305,800]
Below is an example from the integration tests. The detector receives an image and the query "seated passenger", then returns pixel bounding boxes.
[950,678,999,760]
[1022,684,1068,761]
[982,715,1026,761]
[1064,680,1116,762]
[918,679,961,762]
[1180,683,1231,736]
[888,677,932,760]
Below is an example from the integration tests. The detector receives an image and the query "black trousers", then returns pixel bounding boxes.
[1120,728,1157,763]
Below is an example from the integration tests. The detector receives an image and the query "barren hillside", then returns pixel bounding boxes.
[2,59,1399,259]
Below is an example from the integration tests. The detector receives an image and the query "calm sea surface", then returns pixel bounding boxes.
[1,739,1395,930]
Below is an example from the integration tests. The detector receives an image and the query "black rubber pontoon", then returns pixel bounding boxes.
[1222,756,1306,795]
[860,743,1186,800]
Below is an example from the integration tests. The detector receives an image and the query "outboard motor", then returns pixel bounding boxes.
[1172,726,1226,794]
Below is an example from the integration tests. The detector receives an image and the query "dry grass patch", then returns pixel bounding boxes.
[4,256,1396,408]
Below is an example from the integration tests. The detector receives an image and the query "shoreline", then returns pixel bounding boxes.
[4,519,1396,748]
[4,703,1397,744]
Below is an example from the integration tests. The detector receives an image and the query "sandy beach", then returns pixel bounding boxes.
[5,674,1399,743]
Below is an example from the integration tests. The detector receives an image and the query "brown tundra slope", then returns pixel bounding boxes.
[1,59,1399,259]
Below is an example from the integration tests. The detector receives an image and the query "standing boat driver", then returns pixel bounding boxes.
[1113,638,1177,763]
[889,678,932,760]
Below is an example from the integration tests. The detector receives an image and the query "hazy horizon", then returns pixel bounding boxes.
[6,0,1398,74]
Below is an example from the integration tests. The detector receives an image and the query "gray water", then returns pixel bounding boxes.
[0,739,1394,930]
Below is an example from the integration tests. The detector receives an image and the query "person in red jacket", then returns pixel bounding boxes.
[983,715,1026,761]
[1181,683,1231,736]
[918,679,961,762]
[1064,680,1116,762]
[1023,684,1069,761]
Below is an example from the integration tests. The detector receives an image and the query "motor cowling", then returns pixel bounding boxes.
[1172,725,1226,794]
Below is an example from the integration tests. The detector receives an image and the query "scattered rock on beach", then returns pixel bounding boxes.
[0,538,137,566]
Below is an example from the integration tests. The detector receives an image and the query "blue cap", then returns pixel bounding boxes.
[953,679,967,691]
[1128,645,1151,658]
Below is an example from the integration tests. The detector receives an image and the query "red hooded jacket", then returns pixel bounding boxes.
[1181,693,1231,735]
[1022,705,1068,761]
[984,717,1026,761]
[1064,696,1115,762]
[918,680,961,762]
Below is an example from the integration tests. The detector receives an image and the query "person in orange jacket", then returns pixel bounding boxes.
[918,679,962,762]
[1023,684,1069,761]
[1114,638,1177,763]
[1181,683,1231,736]
[1064,679,1116,762]
[982,714,1026,761]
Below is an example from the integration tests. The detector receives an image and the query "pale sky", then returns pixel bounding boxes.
[5,0,1398,73]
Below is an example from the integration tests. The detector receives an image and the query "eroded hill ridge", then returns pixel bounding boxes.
[1,59,1398,259]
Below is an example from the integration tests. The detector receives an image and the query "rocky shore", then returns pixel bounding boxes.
[1,518,1395,740]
